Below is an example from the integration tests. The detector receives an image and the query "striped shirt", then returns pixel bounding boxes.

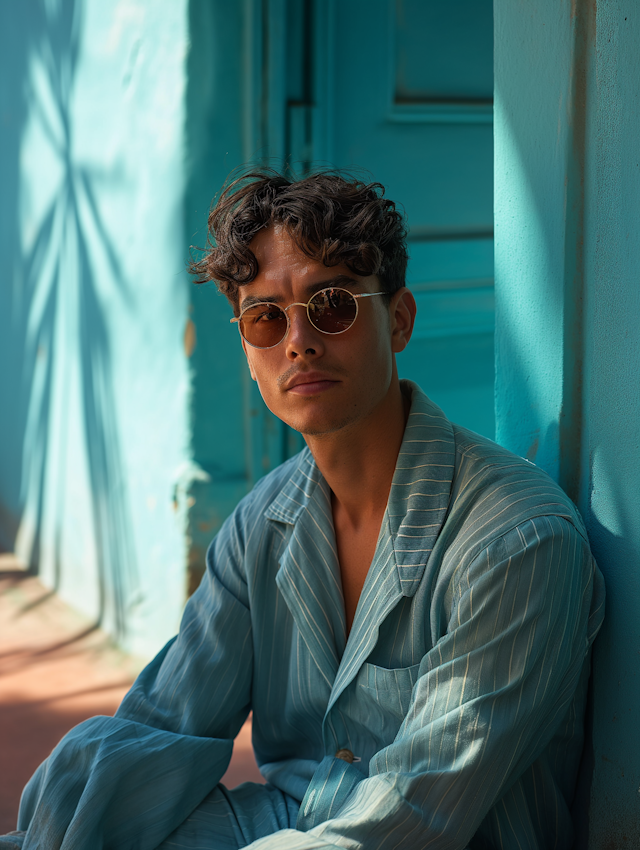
[17,382,605,849]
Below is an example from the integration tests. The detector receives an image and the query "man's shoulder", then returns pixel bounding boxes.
[403,382,584,539]
[232,447,314,527]
[211,450,312,566]
[447,421,587,542]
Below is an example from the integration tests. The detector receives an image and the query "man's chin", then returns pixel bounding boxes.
[260,386,370,440]
[282,412,361,440]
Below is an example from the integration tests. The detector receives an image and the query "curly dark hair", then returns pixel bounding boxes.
[189,169,409,314]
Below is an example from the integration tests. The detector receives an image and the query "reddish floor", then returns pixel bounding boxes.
[0,554,263,835]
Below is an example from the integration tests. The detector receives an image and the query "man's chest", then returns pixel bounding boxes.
[333,512,385,635]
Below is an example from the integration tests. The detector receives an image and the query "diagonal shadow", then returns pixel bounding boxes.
[11,0,139,643]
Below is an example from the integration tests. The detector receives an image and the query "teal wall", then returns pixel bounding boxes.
[581,5,640,843]
[495,0,640,844]
[0,0,192,657]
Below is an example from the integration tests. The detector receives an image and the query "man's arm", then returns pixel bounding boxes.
[17,500,255,850]
[247,515,604,850]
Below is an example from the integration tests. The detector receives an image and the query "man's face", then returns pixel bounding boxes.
[238,225,412,439]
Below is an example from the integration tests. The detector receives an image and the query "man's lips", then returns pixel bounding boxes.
[284,372,340,395]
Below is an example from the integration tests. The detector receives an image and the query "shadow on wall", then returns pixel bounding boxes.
[3,0,138,641]
[580,454,640,847]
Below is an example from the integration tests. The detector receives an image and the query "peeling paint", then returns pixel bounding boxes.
[183,317,196,358]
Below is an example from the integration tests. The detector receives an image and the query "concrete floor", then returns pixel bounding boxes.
[0,553,262,835]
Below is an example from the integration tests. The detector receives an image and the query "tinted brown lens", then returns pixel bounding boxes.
[309,289,357,333]
[239,304,287,347]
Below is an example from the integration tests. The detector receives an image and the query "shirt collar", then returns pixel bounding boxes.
[264,446,324,525]
[264,381,456,594]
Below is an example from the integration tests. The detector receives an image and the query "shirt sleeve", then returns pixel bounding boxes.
[17,500,256,850]
[246,514,604,850]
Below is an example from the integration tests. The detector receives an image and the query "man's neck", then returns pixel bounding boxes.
[304,379,410,528]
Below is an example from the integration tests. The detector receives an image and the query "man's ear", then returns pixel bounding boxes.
[389,287,417,354]
[241,337,258,381]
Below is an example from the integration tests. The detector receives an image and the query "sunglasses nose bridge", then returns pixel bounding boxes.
[281,301,317,343]
[282,301,309,315]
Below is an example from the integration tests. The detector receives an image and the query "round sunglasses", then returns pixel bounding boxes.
[231,287,386,349]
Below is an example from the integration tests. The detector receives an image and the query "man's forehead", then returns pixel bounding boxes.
[242,225,366,302]
[238,273,362,309]
[248,222,296,259]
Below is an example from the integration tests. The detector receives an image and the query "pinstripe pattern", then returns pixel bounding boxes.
[16,383,604,850]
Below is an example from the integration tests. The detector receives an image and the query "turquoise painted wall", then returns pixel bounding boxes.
[495,1,640,844]
[183,0,250,592]
[0,0,192,657]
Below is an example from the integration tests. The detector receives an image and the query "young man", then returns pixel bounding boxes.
[4,172,604,850]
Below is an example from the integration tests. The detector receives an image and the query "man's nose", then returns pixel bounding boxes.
[284,305,324,359]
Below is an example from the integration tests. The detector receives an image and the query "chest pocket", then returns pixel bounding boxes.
[359,661,422,718]
[346,661,423,752]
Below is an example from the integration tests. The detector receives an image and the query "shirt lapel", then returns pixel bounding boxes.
[389,382,456,594]
[326,382,456,713]
[266,451,347,690]
[325,516,403,715]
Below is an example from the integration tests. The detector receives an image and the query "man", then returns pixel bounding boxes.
[3,171,604,849]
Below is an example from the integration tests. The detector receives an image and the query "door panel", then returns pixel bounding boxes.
[315,0,495,437]
[395,0,493,103]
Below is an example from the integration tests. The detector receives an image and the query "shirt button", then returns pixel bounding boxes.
[335,748,354,763]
